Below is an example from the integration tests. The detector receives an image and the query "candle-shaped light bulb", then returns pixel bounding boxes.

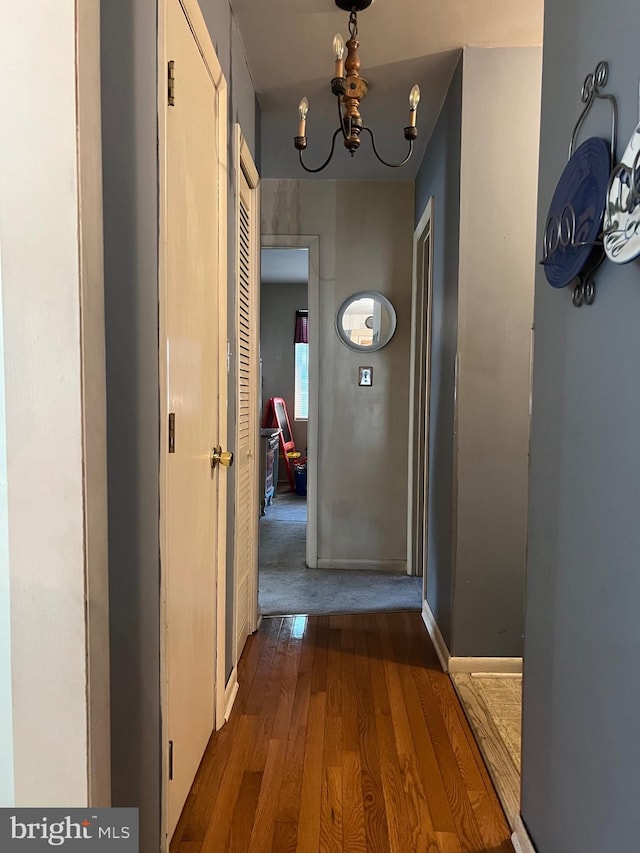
[298,97,309,137]
[408,84,420,127]
[333,33,345,78]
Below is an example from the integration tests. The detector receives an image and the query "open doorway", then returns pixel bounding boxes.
[259,246,310,614]
[258,230,421,618]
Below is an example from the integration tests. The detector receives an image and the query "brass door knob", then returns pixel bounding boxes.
[211,445,234,469]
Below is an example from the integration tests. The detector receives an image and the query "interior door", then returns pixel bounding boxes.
[164,0,227,836]
[234,132,260,665]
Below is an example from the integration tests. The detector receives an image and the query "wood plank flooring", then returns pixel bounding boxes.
[170,613,513,853]
[451,673,522,830]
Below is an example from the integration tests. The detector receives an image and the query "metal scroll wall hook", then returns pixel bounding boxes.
[569,60,618,163]
[549,60,618,309]
[571,254,603,307]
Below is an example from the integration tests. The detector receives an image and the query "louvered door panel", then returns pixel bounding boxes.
[234,155,259,665]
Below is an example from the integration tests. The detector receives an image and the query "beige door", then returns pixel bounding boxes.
[234,128,260,666]
[163,0,228,837]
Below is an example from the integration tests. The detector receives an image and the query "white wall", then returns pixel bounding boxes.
[262,180,414,570]
[0,244,15,806]
[0,0,109,804]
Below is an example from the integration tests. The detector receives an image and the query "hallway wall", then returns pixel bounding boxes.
[414,47,542,657]
[101,2,162,844]
[1,0,109,807]
[100,1,258,848]
[414,56,463,649]
[453,46,541,656]
[262,180,413,570]
[522,0,640,849]
[0,267,12,806]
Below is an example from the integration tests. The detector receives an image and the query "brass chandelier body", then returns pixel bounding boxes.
[294,0,420,173]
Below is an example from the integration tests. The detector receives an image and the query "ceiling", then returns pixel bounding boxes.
[261,248,309,284]
[230,0,544,180]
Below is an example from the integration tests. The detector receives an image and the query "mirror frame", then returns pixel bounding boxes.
[335,291,397,352]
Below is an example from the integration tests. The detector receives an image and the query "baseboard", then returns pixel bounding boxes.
[512,814,537,853]
[421,600,451,672]
[448,656,523,674]
[316,558,407,573]
[224,667,239,722]
[418,602,523,676]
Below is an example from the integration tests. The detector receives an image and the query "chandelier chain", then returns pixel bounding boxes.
[348,10,358,39]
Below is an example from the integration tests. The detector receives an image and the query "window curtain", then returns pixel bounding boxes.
[294,309,308,344]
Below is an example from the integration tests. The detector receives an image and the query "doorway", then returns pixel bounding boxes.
[257,233,421,617]
[259,246,310,614]
[259,236,319,568]
[407,198,434,583]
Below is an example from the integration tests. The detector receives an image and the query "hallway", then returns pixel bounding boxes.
[259,494,422,615]
[170,612,512,852]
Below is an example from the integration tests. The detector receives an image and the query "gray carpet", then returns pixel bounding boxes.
[259,492,422,616]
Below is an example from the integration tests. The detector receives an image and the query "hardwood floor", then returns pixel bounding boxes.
[170,613,513,853]
[451,673,522,830]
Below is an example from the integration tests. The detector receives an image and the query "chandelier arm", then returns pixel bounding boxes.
[337,94,349,141]
[298,127,342,173]
[361,126,414,168]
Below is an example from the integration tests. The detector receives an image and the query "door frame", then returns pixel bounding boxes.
[407,198,434,585]
[260,235,320,569]
[157,0,228,844]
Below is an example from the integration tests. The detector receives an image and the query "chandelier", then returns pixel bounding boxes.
[294,0,420,173]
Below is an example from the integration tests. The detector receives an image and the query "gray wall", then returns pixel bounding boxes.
[261,282,309,457]
[414,48,541,657]
[262,180,414,570]
[101,1,160,847]
[522,1,640,849]
[453,47,542,656]
[414,56,462,649]
[100,2,258,849]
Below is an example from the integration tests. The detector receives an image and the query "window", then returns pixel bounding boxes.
[294,342,309,421]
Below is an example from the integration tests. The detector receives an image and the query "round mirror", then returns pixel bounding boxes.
[335,291,397,352]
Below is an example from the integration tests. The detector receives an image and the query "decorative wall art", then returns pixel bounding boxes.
[335,291,397,351]
[603,91,640,265]
[541,61,618,307]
